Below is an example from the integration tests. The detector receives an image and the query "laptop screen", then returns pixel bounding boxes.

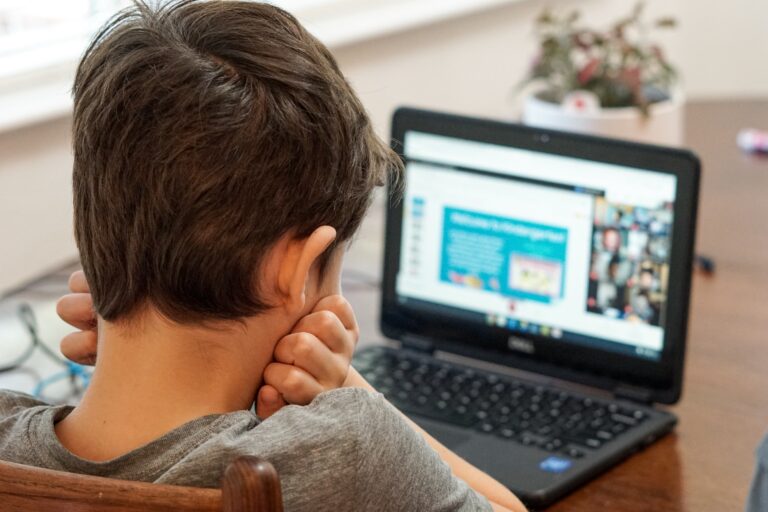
[395,131,679,362]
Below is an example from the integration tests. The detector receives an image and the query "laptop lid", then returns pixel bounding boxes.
[381,107,700,405]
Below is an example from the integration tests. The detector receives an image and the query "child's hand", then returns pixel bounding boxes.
[57,271,98,365]
[256,295,359,419]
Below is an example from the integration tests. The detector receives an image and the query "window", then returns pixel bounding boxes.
[0,0,520,132]
[0,0,127,132]
[0,0,125,77]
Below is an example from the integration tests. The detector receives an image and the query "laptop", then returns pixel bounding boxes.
[353,107,700,508]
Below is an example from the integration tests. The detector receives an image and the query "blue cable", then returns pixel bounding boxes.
[33,360,92,399]
[15,303,92,400]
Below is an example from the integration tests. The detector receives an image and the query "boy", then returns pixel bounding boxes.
[0,1,526,511]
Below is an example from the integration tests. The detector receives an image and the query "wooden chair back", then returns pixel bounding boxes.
[0,456,283,512]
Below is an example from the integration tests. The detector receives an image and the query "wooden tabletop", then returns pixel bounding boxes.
[345,100,768,511]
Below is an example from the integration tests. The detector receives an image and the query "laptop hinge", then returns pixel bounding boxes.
[400,334,436,354]
[613,384,654,405]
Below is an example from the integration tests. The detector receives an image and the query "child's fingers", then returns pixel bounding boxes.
[263,362,325,405]
[255,384,287,420]
[291,310,355,357]
[312,295,359,334]
[292,310,348,354]
[68,270,90,293]
[273,332,347,387]
[56,293,96,330]
[59,330,98,365]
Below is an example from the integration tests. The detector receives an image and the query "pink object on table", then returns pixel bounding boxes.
[737,129,768,154]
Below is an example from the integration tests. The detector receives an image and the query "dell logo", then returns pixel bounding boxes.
[508,336,535,354]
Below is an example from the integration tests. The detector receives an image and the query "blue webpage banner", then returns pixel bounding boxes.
[440,207,568,304]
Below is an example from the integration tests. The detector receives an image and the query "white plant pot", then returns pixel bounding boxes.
[522,92,685,147]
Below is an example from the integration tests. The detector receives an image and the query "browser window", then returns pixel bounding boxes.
[396,131,678,360]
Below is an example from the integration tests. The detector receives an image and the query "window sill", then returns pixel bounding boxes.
[290,0,522,48]
[0,0,523,135]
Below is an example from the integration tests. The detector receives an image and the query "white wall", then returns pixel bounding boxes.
[0,117,76,293]
[0,0,765,293]
[677,0,768,99]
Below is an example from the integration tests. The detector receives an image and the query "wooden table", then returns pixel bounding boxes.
[345,100,768,511]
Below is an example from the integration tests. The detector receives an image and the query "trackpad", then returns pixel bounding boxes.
[412,417,472,450]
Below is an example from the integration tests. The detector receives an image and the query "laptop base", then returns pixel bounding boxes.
[354,345,676,509]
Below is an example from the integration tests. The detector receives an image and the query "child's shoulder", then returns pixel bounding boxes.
[161,387,391,485]
[0,390,68,467]
[215,387,387,454]
[297,386,383,416]
[260,386,394,442]
[158,386,423,509]
[0,389,51,417]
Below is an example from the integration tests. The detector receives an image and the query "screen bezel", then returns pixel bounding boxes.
[381,107,700,405]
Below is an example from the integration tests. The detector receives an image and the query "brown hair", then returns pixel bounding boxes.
[72,0,401,323]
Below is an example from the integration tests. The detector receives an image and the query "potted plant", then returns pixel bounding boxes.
[520,2,682,146]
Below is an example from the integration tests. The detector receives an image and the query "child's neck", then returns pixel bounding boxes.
[54,309,282,461]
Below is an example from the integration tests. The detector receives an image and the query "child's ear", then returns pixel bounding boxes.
[276,226,337,314]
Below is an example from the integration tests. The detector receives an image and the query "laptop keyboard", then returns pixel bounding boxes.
[354,347,649,459]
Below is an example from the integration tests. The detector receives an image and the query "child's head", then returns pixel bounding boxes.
[71,0,401,325]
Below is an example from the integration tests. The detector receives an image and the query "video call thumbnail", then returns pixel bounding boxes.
[586,197,673,327]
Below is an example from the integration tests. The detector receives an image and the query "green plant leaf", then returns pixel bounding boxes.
[520,0,678,115]
[536,8,554,25]
[655,17,677,28]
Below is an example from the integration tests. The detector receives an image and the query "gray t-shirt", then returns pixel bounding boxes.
[0,387,489,512]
